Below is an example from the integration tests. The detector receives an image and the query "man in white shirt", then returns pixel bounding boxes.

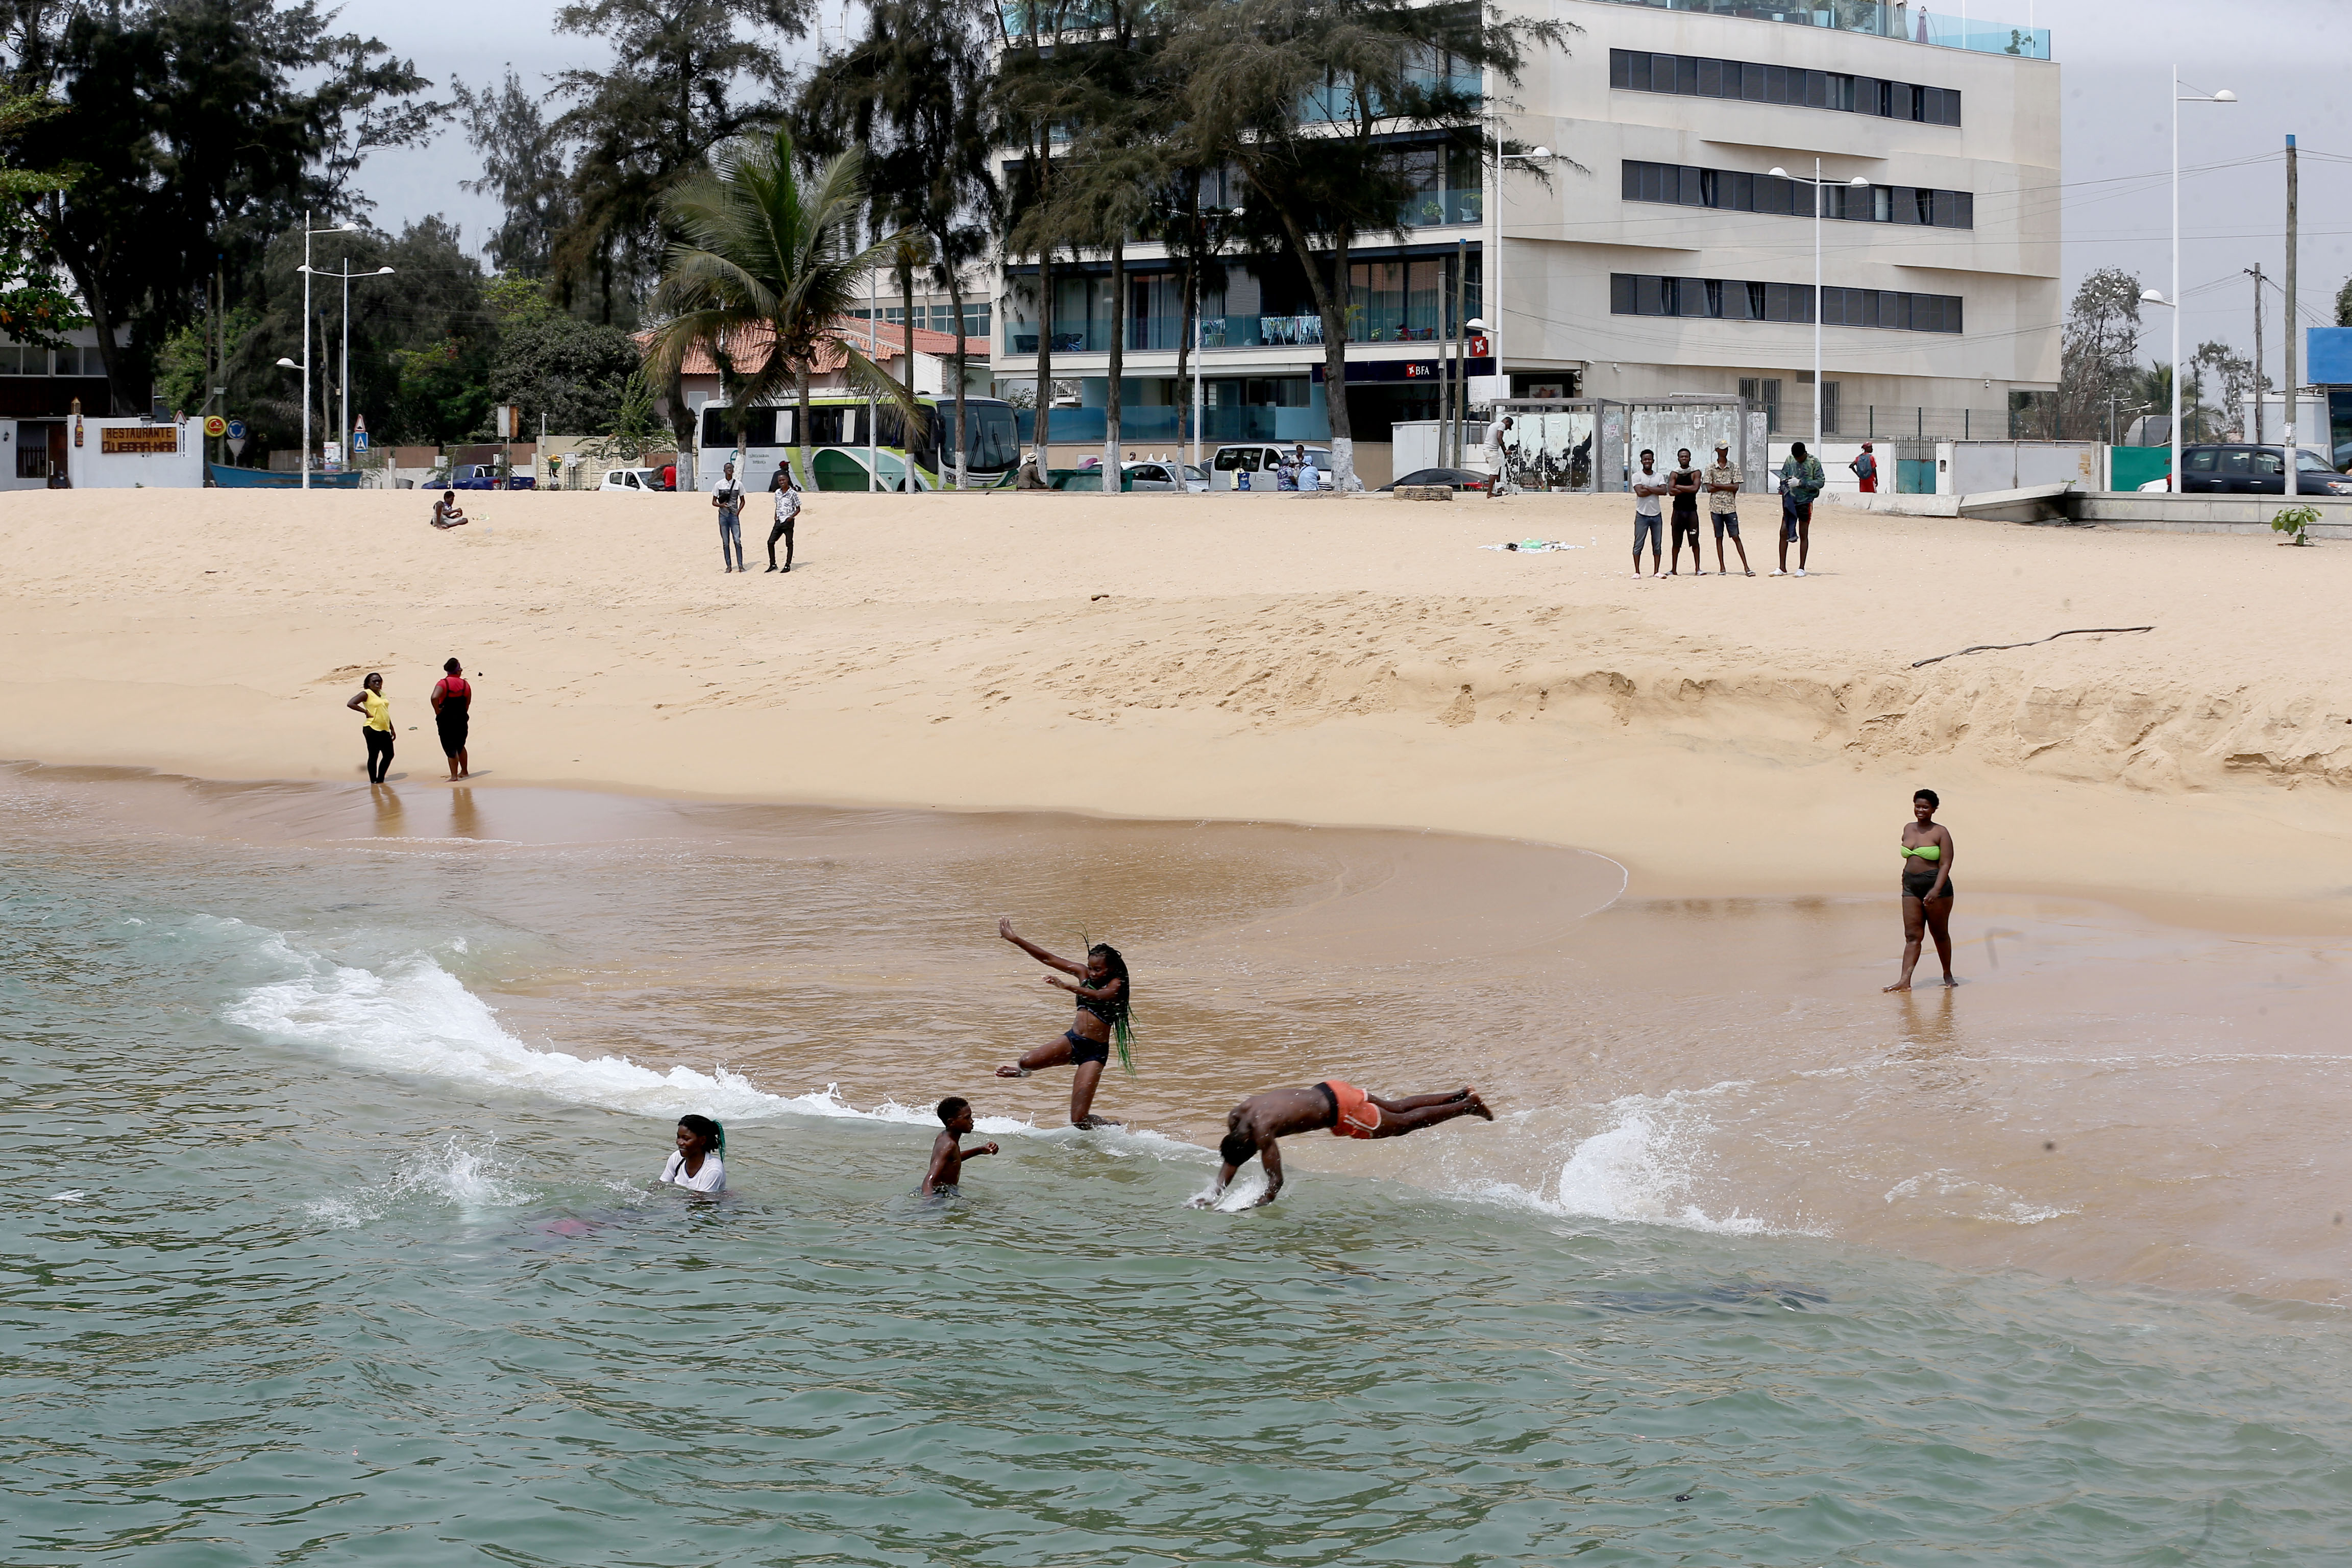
[1630,448,1666,577]
[1484,414,1515,496]
[766,464,801,573]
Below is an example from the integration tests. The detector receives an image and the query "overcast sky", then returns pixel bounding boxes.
[355,0,2352,373]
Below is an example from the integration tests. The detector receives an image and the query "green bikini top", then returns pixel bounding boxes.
[1901,844,1942,862]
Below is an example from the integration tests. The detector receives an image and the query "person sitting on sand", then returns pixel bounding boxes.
[1198,1083,1494,1208]
[1886,789,1956,992]
[662,1114,726,1192]
[921,1096,999,1196]
[431,491,469,530]
[993,917,1132,1129]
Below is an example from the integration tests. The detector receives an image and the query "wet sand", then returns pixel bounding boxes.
[21,764,2351,1305]
[1,487,2347,924]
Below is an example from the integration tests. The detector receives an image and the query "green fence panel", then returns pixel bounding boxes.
[2110,447,2171,491]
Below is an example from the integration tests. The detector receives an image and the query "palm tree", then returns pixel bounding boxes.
[643,127,914,490]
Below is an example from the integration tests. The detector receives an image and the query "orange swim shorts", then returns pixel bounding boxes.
[1321,1080,1381,1139]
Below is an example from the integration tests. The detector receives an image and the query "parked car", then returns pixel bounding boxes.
[1211,442,1334,489]
[1123,459,1208,493]
[599,467,672,492]
[2137,444,2352,495]
[1380,467,1493,493]
[450,462,535,491]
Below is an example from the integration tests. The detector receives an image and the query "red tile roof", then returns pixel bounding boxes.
[653,317,987,377]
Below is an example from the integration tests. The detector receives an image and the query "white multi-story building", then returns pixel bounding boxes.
[992,0,2058,483]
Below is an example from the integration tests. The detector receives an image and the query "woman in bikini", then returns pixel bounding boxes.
[1886,788,1956,992]
[993,917,1131,1128]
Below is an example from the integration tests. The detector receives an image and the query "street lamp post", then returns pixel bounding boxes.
[275,213,357,490]
[1484,137,1552,492]
[2163,71,2236,493]
[305,261,397,477]
[1769,162,1873,453]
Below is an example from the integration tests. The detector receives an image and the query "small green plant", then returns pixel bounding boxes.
[2272,503,2321,546]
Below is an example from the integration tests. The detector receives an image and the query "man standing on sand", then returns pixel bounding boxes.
[1704,440,1752,576]
[1484,413,1515,496]
[711,460,745,573]
[1849,441,1879,494]
[1667,447,1706,576]
[766,463,801,573]
[1630,449,1667,577]
[1776,441,1825,577]
[1196,1083,1493,1208]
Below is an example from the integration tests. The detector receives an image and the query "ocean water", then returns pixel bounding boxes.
[6,770,2352,1564]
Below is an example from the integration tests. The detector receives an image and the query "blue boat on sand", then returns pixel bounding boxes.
[209,463,366,489]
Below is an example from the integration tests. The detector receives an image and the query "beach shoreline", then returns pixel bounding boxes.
[3,486,2347,932]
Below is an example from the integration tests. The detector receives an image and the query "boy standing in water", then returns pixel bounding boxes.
[921,1096,998,1196]
[1197,1082,1492,1208]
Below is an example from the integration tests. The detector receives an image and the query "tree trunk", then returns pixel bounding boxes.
[1178,250,1195,483]
[899,258,918,492]
[944,250,969,489]
[666,362,697,489]
[796,363,812,491]
[1035,248,1054,460]
[1273,206,1357,491]
[1104,234,1124,496]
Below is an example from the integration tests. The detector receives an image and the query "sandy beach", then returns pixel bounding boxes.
[2,485,2348,920]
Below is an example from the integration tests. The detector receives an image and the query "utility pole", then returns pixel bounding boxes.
[2285,133,2300,495]
[2246,263,2264,443]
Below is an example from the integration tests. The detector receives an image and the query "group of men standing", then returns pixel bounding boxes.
[1627,440,1863,579]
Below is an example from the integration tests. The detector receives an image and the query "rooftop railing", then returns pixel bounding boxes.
[1589,0,2050,60]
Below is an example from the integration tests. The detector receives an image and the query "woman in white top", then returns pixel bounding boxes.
[660,1114,726,1192]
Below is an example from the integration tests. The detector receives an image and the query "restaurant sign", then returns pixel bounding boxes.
[101,426,180,455]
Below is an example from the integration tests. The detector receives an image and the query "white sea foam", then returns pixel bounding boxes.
[1476,1087,1789,1237]
[1883,1169,2079,1227]
[220,930,1205,1157]
[307,1135,529,1229]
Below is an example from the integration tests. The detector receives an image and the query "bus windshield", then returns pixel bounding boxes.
[959,403,1019,472]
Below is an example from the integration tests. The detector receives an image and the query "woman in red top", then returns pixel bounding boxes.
[430,658,472,780]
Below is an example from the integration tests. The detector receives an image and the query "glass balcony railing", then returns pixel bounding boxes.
[1004,313,1491,355]
[1401,190,1482,228]
[1593,0,2049,59]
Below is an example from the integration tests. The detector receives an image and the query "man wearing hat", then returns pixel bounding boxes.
[1849,441,1879,494]
[1703,440,1752,576]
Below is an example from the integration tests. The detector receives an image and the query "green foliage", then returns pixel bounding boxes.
[392,337,496,445]
[10,0,437,410]
[154,306,258,414]
[454,70,573,279]
[2272,505,2320,546]
[545,0,804,324]
[583,369,670,465]
[489,307,640,435]
[0,87,86,350]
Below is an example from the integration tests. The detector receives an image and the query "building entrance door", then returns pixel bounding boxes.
[15,421,62,481]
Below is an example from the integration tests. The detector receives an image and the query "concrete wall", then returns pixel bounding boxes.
[67,418,204,488]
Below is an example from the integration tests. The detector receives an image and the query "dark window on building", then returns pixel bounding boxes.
[1739,377,1782,432]
[1621,160,1973,230]
[1612,274,1961,334]
[1610,48,1959,126]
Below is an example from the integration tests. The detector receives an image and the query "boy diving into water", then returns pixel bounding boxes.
[921,1096,999,1196]
[1197,1082,1493,1208]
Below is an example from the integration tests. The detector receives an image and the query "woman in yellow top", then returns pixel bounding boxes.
[1885,788,1955,991]
[346,672,395,783]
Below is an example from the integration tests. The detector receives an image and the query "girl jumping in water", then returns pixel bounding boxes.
[993,917,1131,1128]
[1886,789,1956,992]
